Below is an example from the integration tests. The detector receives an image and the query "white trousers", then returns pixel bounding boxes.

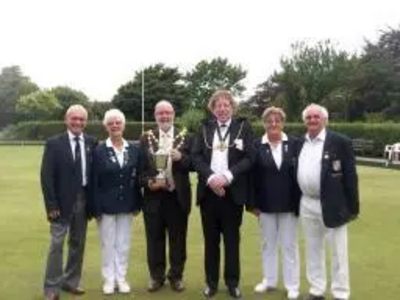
[301,196,350,300]
[98,214,133,283]
[259,212,300,295]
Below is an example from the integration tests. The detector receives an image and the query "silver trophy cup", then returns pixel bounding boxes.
[154,152,169,185]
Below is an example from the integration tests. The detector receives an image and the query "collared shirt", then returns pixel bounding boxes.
[297,128,326,199]
[106,138,129,167]
[68,130,87,186]
[209,119,233,183]
[261,132,288,170]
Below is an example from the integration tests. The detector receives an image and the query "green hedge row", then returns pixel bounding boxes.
[6,121,400,157]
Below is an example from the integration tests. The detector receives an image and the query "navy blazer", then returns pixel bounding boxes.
[297,130,360,228]
[40,132,97,221]
[90,141,143,216]
[192,117,255,206]
[251,136,301,215]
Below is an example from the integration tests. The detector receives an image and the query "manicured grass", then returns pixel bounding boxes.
[0,146,399,299]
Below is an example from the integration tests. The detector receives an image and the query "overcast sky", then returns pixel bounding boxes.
[0,0,399,101]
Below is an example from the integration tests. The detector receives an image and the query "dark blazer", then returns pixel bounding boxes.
[297,130,360,228]
[90,141,143,216]
[40,132,97,221]
[139,127,192,214]
[251,136,301,215]
[192,117,255,206]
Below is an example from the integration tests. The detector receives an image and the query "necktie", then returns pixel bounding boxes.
[74,136,83,185]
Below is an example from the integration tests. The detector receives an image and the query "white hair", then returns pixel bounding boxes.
[103,108,126,125]
[65,104,88,118]
[302,103,329,122]
[154,100,174,112]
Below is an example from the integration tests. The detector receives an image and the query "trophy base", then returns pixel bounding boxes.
[154,177,167,186]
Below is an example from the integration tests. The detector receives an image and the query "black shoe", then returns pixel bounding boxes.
[304,294,325,300]
[203,285,218,298]
[170,280,185,292]
[147,279,164,292]
[227,286,242,299]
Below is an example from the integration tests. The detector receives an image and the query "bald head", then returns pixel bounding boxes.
[154,100,175,132]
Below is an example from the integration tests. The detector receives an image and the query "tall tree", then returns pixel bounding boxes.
[247,40,359,121]
[15,90,61,121]
[112,64,188,120]
[185,57,247,108]
[50,86,90,118]
[0,66,39,126]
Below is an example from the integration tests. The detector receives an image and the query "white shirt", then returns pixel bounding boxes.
[297,128,326,199]
[68,131,87,186]
[261,132,288,170]
[209,119,233,183]
[105,138,129,167]
[159,126,175,190]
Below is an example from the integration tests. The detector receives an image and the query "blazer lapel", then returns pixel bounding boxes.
[321,131,332,184]
[61,133,74,165]
[280,140,290,171]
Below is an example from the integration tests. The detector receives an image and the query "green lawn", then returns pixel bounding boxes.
[0,146,399,299]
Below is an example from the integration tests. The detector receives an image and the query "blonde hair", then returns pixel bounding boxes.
[262,106,286,123]
[207,90,237,112]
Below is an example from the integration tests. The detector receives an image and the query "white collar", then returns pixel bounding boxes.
[67,130,83,141]
[305,128,326,142]
[261,132,288,144]
[106,138,129,149]
[160,126,174,137]
[217,119,232,127]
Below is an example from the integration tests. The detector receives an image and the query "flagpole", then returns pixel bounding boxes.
[141,70,145,134]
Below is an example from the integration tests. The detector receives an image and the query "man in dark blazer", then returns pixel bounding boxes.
[40,105,97,300]
[296,103,359,300]
[192,90,254,299]
[139,100,192,293]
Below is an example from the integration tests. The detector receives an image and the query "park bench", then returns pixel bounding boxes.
[351,138,374,156]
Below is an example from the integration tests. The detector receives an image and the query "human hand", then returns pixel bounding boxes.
[208,174,228,189]
[48,209,60,221]
[148,180,167,191]
[211,186,226,197]
[170,149,182,161]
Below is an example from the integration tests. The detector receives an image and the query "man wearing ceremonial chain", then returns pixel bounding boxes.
[192,90,255,299]
[139,100,192,294]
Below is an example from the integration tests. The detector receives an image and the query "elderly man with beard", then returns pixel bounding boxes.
[139,100,192,294]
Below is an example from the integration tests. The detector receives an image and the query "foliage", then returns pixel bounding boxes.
[0,66,39,127]
[112,64,188,121]
[89,101,113,120]
[50,86,90,118]
[185,57,247,109]
[178,108,206,133]
[15,90,61,121]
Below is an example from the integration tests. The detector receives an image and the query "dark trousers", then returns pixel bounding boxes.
[43,191,87,296]
[200,189,244,289]
[143,190,188,283]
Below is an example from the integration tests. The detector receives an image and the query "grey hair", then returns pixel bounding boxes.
[65,104,88,118]
[103,108,126,125]
[155,100,174,112]
[302,103,329,122]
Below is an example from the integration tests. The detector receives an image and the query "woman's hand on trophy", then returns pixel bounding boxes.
[170,149,182,161]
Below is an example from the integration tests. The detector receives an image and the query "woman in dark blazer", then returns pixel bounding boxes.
[251,106,301,300]
[90,109,142,295]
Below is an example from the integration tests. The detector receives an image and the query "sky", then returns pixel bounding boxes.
[0,0,399,102]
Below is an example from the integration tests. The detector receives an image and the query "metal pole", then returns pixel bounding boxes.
[141,70,145,134]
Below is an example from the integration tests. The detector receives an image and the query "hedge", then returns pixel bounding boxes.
[5,121,400,157]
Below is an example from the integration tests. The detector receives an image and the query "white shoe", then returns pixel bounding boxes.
[103,281,115,295]
[254,278,274,293]
[117,280,131,294]
[287,290,299,299]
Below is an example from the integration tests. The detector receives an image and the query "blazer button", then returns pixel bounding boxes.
[120,185,123,189]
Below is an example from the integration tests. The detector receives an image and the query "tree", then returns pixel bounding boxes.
[89,101,112,121]
[15,90,61,121]
[50,86,90,118]
[112,64,188,120]
[247,40,359,121]
[0,66,39,126]
[185,57,247,108]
